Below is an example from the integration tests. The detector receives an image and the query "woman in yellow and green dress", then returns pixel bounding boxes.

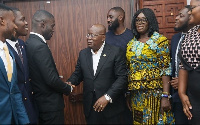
[126,8,175,124]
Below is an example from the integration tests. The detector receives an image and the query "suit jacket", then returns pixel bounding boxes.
[68,43,127,118]
[6,39,38,124]
[170,32,181,102]
[25,34,71,113]
[0,48,29,124]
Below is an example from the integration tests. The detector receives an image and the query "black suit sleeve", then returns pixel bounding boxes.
[67,51,83,85]
[33,44,71,95]
[106,48,127,101]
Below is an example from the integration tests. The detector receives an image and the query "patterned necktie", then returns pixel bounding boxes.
[3,44,12,82]
[15,43,23,64]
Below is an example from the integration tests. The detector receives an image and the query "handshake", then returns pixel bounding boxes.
[65,81,75,93]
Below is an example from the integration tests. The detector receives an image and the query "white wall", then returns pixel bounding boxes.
[187,0,191,5]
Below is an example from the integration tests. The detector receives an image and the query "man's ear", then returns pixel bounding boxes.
[0,17,5,26]
[118,15,123,21]
[41,20,45,29]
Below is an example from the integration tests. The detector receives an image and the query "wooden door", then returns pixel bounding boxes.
[3,0,133,124]
[138,0,187,45]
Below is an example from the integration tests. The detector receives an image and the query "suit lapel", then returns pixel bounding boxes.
[94,44,111,79]
[86,48,94,77]
[6,42,24,74]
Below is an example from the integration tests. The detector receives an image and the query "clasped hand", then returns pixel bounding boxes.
[65,82,75,92]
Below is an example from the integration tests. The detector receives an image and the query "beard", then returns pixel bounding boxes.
[10,35,17,41]
[174,21,189,32]
[108,18,119,31]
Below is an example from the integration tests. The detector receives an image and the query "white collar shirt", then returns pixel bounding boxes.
[6,39,20,54]
[0,41,13,73]
[91,41,105,76]
[30,32,47,43]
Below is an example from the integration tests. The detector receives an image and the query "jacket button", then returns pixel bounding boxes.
[29,79,31,81]
[32,92,34,95]
[25,82,26,84]
[24,97,27,100]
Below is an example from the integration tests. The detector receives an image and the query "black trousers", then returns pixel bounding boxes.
[86,93,122,124]
[173,102,189,124]
[39,110,64,124]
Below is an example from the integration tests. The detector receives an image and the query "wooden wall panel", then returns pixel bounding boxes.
[4,0,133,124]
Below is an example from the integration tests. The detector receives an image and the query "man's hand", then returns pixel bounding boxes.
[65,82,75,88]
[180,94,192,120]
[160,97,171,114]
[93,96,109,112]
[169,77,178,89]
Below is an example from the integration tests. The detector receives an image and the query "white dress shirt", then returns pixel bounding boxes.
[0,41,13,73]
[91,41,105,76]
[30,32,47,43]
[91,41,112,103]
[6,39,20,54]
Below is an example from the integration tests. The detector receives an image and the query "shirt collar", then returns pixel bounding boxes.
[91,41,105,55]
[6,39,18,47]
[0,40,5,50]
[30,32,47,43]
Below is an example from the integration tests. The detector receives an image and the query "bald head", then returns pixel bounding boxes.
[87,24,106,53]
[90,24,106,35]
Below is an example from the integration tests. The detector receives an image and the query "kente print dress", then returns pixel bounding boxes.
[126,32,175,124]
[179,25,200,121]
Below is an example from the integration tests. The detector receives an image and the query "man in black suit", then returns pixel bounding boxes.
[25,10,73,124]
[67,24,127,124]
[6,8,38,124]
[169,5,194,124]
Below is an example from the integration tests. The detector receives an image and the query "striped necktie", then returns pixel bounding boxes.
[3,44,12,82]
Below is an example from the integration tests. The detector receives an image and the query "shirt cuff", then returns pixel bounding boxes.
[71,86,73,92]
[104,94,112,103]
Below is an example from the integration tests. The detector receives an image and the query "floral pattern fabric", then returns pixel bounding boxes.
[126,32,171,90]
[126,32,174,124]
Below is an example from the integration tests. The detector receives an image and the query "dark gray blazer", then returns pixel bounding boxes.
[68,43,127,118]
[25,34,71,113]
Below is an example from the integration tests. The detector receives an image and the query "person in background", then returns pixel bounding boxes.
[67,24,127,124]
[0,3,29,124]
[126,8,174,124]
[178,0,200,124]
[106,7,133,51]
[6,7,38,124]
[106,6,133,124]
[25,10,73,124]
[169,5,193,124]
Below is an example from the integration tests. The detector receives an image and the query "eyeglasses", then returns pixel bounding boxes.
[135,18,148,24]
[190,4,200,12]
[86,33,105,38]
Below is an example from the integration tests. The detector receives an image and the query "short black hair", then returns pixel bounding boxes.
[9,7,20,16]
[32,10,54,27]
[110,7,125,21]
[131,8,159,39]
[0,3,12,12]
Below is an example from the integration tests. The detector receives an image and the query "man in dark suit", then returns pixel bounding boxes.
[67,24,127,124]
[106,7,133,124]
[169,5,194,124]
[6,8,38,124]
[25,10,73,124]
[0,4,29,124]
